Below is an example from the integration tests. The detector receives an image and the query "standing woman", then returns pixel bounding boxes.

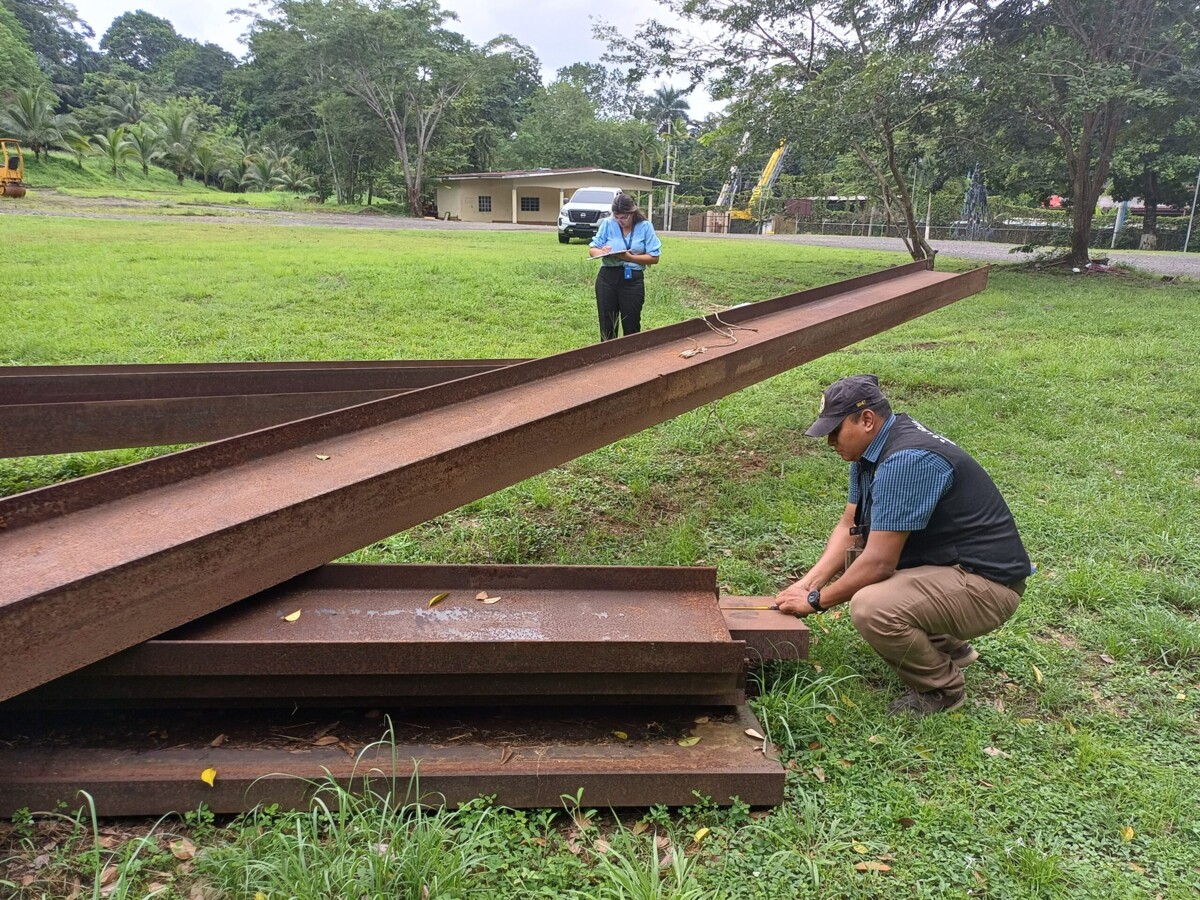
[588,193,662,341]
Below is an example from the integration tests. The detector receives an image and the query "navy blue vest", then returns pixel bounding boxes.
[854,415,1031,585]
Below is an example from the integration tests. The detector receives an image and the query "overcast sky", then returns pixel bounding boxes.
[67,1,721,116]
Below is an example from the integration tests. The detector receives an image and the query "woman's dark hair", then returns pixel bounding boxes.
[612,192,646,226]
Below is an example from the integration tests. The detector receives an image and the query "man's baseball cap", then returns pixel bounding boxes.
[804,375,887,437]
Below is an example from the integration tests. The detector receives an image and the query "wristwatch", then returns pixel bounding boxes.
[806,589,823,613]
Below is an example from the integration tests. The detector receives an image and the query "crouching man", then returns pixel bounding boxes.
[777,375,1031,717]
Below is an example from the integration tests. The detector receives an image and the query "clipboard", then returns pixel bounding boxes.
[587,249,629,261]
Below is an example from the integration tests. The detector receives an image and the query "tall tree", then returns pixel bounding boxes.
[0,4,47,93]
[247,0,479,216]
[555,62,634,118]
[640,84,691,130]
[604,1,979,261]
[980,0,1186,264]
[99,10,186,72]
[158,42,237,106]
[2,0,95,100]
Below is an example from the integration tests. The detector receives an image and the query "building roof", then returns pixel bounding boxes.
[439,167,678,187]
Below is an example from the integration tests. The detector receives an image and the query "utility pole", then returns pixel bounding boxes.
[1184,159,1200,253]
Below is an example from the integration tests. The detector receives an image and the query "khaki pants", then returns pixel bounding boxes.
[850,565,1023,694]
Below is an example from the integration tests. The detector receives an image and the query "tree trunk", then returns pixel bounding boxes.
[1139,168,1159,250]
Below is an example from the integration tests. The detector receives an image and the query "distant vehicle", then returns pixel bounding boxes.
[1,139,27,199]
[557,186,622,244]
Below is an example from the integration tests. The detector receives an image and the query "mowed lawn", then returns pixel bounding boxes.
[1,217,1198,899]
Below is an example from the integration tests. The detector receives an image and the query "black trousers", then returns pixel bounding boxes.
[595,266,645,341]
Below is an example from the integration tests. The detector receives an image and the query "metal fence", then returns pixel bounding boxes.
[652,209,1197,252]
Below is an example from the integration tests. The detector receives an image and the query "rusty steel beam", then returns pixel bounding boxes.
[0,260,988,701]
[9,565,748,707]
[720,597,811,662]
[0,706,784,814]
[0,360,521,456]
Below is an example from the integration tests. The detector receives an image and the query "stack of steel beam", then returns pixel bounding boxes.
[0,260,987,813]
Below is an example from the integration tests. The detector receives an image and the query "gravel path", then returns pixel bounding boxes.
[5,191,1199,277]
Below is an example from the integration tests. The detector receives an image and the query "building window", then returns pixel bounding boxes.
[520,196,540,212]
[478,196,492,213]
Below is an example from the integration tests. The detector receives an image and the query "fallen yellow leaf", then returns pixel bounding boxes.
[255,893,268,900]
[201,767,217,787]
[1175,692,1187,702]
[612,731,628,740]
[632,820,649,836]
[169,838,197,861]
[677,736,701,747]
[428,592,449,608]
[855,861,891,873]
[694,827,710,843]
[1120,825,1134,843]
[482,597,501,604]
[1032,664,1044,685]
[812,765,826,782]
[1018,717,1035,725]
[282,609,301,622]
[315,454,330,461]
[853,843,869,853]
[1063,718,1077,735]
[313,735,340,746]
[475,591,489,600]
[745,728,765,740]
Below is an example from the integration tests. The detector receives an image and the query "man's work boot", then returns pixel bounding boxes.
[950,644,979,668]
[886,687,965,717]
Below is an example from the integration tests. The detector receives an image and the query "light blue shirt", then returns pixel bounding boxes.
[590,218,662,270]
[848,414,955,532]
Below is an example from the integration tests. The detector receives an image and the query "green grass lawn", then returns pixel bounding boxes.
[1,218,1198,899]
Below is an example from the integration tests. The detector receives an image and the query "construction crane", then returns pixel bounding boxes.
[716,132,752,208]
[731,140,788,220]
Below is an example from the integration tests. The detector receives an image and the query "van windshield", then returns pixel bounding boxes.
[570,190,616,205]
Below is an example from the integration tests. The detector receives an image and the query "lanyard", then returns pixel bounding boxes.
[618,220,635,252]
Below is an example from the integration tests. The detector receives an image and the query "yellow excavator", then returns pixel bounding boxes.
[1,139,28,198]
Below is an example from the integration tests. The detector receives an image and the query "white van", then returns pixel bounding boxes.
[557,186,623,244]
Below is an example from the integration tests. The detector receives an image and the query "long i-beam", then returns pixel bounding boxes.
[0,359,521,456]
[0,260,987,701]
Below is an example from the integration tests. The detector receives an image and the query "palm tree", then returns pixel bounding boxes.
[193,143,220,187]
[643,85,691,131]
[154,106,199,185]
[0,86,64,161]
[61,129,95,170]
[103,83,147,126]
[91,126,137,177]
[125,122,162,177]
[630,123,661,177]
[219,157,250,192]
[272,169,315,194]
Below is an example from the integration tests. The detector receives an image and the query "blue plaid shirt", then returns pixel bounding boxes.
[848,414,955,532]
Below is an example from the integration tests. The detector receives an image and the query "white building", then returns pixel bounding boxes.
[435,168,676,224]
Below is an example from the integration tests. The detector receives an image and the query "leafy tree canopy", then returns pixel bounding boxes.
[0,3,48,94]
[100,9,187,71]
